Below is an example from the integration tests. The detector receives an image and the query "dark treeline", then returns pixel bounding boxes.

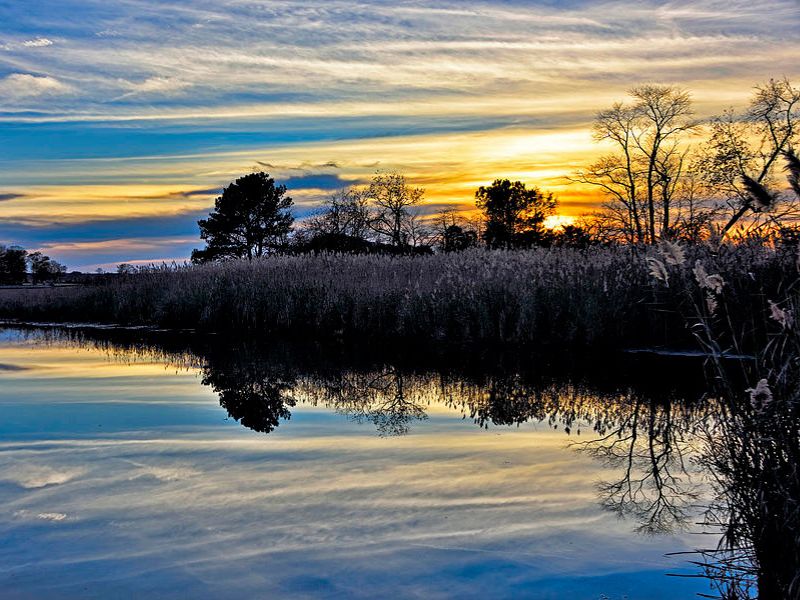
[0,245,66,285]
[182,78,799,265]
[187,170,574,264]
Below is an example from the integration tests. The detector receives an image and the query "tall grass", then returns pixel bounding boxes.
[644,240,800,599]
[0,245,792,351]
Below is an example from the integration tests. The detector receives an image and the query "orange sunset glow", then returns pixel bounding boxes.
[1,1,798,268]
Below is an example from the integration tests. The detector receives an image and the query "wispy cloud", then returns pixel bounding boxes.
[22,37,54,48]
[0,0,797,266]
[1,0,796,121]
[116,76,193,99]
[0,193,25,202]
[0,73,71,99]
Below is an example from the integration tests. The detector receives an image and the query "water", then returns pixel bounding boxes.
[0,327,720,599]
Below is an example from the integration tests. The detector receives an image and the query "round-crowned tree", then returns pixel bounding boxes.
[192,172,294,263]
[475,179,556,249]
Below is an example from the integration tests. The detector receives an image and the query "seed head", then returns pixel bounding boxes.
[746,378,773,410]
[658,240,686,266]
[768,300,793,329]
[693,260,724,294]
[646,257,669,285]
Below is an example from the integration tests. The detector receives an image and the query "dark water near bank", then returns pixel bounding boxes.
[0,327,738,599]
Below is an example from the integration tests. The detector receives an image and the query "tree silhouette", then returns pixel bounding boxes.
[475,179,556,249]
[305,187,371,241]
[327,368,428,436]
[573,86,695,244]
[0,245,28,284]
[699,79,800,237]
[28,251,66,284]
[366,171,424,247]
[552,224,595,249]
[192,172,293,262]
[441,224,478,252]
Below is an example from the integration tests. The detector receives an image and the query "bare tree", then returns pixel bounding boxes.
[365,171,424,247]
[697,78,800,237]
[430,208,479,251]
[305,187,371,240]
[574,85,695,244]
[573,393,699,534]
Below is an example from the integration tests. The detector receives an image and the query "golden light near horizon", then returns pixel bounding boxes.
[544,215,577,230]
[0,0,798,268]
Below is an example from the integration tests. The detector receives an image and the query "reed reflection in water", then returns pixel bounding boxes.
[1,327,796,598]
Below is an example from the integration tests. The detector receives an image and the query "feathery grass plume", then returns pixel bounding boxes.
[646,257,669,285]
[746,378,773,410]
[741,175,775,211]
[768,300,793,329]
[784,149,800,198]
[693,260,724,294]
[658,240,686,266]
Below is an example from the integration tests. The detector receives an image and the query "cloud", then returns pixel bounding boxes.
[283,173,355,190]
[22,37,54,48]
[166,187,220,199]
[13,510,68,522]
[0,73,71,98]
[179,187,220,197]
[0,0,796,123]
[0,463,85,489]
[117,76,192,99]
[38,237,197,253]
[0,363,30,371]
[126,461,202,482]
[37,512,68,521]
[0,193,24,202]
[0,210,205,241]
[0,0,798,266]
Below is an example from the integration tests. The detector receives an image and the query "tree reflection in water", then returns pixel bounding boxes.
[572,395,701,535]
[304,366,428,436]
[198,346,707,535]
[200,351,297,434]
[21,328,798,599]
[442,372,705,534]
[193,346,799,597]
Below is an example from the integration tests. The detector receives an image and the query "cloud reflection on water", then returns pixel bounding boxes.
[0,330,707,599]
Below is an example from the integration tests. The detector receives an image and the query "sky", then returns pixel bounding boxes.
[0,0,798,270]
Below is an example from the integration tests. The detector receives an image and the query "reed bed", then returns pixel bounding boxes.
[0,245,792,350]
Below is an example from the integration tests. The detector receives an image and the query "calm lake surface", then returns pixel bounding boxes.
[0,327,717,599]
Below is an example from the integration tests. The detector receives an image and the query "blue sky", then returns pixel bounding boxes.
[0,0,798,269]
